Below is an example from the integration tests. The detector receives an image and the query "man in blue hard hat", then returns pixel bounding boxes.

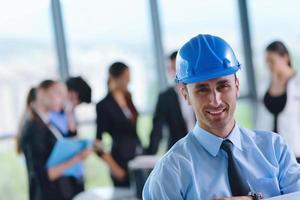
[142,34,300,200]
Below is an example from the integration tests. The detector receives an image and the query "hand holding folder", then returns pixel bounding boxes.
[47,138,92,178]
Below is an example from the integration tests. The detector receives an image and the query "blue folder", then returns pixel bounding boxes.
[47,138,91,178]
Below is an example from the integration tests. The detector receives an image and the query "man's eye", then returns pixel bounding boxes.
[218,84,230,90]
[197,88,209,92]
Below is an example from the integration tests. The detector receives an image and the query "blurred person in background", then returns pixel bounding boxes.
[96,62,143,187]
[63,76,126,185]
[17,78,126,194]
[64,76,126,184]
[19,80,92,200]
[146,51,195,154]
[263,41,300,162]
[48,76,92,137]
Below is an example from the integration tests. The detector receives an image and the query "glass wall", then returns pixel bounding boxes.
[62,0,158,112]
[249,0,300,97]
[59,0,159,188]
[0,0,56,199]
[0,0,57,136]
[249,0,300,129]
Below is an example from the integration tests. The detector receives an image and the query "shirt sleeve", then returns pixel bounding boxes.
[142,157,184,200]
[276,135,300,193]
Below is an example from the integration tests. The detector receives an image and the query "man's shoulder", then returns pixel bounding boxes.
[153,133,195,169]
[240,127,284,147]
[239,127,295,168]
[168,132,195,153]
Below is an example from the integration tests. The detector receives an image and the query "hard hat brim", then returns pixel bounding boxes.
[176,65,240,84]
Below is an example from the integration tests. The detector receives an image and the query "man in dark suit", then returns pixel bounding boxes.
[146,51,196,154]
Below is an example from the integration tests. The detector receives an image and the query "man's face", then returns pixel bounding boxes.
[181,75,239,135]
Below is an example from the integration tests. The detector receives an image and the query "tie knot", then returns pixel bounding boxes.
[221,139,233,154]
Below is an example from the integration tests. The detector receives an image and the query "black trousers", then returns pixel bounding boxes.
[57,177,84,200]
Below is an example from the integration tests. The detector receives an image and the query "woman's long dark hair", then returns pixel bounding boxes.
[107,62,138,124]
[16,87,36,154]
[16,80,58,154]
[266,41,292,68]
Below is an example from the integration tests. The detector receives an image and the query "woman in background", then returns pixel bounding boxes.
[263,41,300,162]
[96,62,143,187]
[19,80,92,200]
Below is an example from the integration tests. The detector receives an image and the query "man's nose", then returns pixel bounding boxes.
[209,90,222,107]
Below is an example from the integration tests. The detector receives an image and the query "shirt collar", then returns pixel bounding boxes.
[192,122,242,157]
[36,110,50,124]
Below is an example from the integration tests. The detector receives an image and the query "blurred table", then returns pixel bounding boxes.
[74,156,161,200]
[73,186,137,200]
[128,155,161,199]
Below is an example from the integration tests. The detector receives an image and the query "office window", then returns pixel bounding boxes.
[62,0,157,113]
[249,0,300,129]
[0,0,56,199]
[249,0,300,97]
[0,0,57,136]
[61,0,157,187]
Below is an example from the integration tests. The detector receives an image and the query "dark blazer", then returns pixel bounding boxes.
[96,93,142,187]
[147,87,191,154]
[20,111,83,200]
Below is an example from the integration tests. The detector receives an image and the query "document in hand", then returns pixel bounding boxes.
[47,138,91,178]
[265,191,300,200]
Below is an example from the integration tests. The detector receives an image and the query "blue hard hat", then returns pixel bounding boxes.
[175,34,241,84]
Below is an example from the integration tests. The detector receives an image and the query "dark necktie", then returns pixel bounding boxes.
[221,139,250,196]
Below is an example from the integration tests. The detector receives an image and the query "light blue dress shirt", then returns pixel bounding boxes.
[143,123,300,199]
[49,111,69,136]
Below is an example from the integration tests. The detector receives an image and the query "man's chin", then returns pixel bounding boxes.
[206,119,231,130]
[206,115,227,124]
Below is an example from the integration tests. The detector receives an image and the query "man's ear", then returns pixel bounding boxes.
[235,77,240,98]
[180,85,192,105]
